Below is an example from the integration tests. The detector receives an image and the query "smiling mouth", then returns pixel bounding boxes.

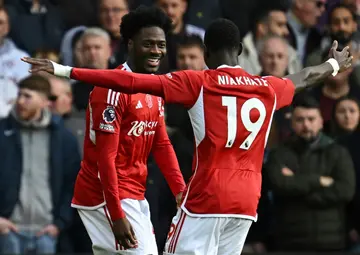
[147,58,160,67]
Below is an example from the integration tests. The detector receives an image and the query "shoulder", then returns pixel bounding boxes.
[90,87,126,105]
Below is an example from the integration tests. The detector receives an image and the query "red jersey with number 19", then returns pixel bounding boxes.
[70,64,295,220]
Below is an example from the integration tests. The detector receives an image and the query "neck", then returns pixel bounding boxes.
[173,21,184,35]
[126,56,137,72]
[323,82,350,99]
[207,51,239,69]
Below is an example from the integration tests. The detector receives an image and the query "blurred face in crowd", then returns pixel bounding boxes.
[335,99,360,131]
[156,0,187,32]
[293,0,326,27]
[259,37,289,77]
[129,26,167,74]
[176,45,205,70]
[99,0,129,38]
[0,9,9,44]
[82,35,111,69]
[342,0,360,15]
[329,7,357,46]
[258,11,289,37]
[49,78,72,116]
[73,39,85,67]
[16,89,49,121]
[292,107,323,140]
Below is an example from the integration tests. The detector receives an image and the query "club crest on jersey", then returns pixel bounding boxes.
[145,94,153,108]
[102,106,116,123]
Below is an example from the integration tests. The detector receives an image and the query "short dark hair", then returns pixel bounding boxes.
[252,8,287,32]
[119,5,172,45]
[328,3,356,23]
[292,94,320,111]
[177,34,204,51]
[204,18,240,52]
[19,75,52,98]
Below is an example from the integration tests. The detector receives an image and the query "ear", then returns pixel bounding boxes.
[238,42,243,56]
[257,23,267,37]
[128,39,134,52]
[181,0,188,13]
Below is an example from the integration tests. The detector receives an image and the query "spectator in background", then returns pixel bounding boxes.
[72,27,112,111]
[0,75,80,254]
[304,55,360,134]
[287,0,326,63]
[331,96,360,252]
[0,6,30,120]
[176,34,206,71]
[33,49,60,63]
[306,3,360,85]
[266,96,355,252]
[258,35,293,147]
[5,0,65,54]
[155,0,205,72]
[98,0,129,66]
[49,77,86,156]
[239,8,301,75]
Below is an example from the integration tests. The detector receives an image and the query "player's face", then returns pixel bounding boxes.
[259,38,289,77]
[82,35,112,69]
[176,46,205,70]
[131,26,167,73]
[156,0,187,29]
[291,107,323,141]
[0,10,9,41]
[99,0,129,37]
[335,99,360,132]
[267,11,289,37]
[16,89,49,121]
[330,7,357,45]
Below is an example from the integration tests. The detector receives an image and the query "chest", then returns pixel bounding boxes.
[122,94,164,136]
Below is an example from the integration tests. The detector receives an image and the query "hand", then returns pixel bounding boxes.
[320,176,334,187]
[112,218,137,249]
[175,192,183,208]
[21,57,55,74]
[329,40,353,72]
[0,217,18,234]
[281,167,294,176]
[36,224,59,237]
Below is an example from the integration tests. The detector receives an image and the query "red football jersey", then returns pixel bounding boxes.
[70,64,295,220]
[71,63,185,221]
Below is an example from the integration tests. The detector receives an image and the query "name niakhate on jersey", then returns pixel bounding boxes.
[218,75,269,86]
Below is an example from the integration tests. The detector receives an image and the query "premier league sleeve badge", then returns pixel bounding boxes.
[102,106,116,123]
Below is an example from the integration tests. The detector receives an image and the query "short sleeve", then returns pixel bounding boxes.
[89,88,126,134]
[262,76,295,110]
[158,70,204,108]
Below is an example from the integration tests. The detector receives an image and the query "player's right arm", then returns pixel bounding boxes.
[90,88,124,221]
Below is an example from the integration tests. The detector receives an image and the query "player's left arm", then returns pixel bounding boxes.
[151,106,186,199]
[285,41,352,92]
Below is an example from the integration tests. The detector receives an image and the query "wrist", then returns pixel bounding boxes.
[50,61,73,78]
[326,58,340,76]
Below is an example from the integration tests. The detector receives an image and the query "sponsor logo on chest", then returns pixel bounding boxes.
[127,120,158,137]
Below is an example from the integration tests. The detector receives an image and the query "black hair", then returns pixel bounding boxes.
[251,7,287,33]
[292,93,320,111]
[119,5,172,45]
[328,3,357,23]
[331,95,360,136]
[204,18,240,52]
[177,34,204,51]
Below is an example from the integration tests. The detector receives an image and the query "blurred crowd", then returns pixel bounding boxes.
[1,0,360,254]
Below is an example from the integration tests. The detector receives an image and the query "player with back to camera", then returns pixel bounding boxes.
[26,6,186,255]
[22,18,353,255]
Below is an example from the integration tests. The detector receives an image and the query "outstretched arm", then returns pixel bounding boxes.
[285,40,353,93]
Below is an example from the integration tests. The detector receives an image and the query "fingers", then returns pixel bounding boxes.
[7,221,18,232]
[332,40,338,50]
[21,57,47,65]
